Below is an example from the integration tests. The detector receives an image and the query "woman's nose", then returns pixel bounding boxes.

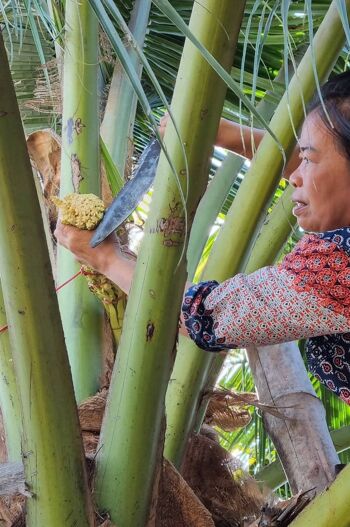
[289,166,303,187]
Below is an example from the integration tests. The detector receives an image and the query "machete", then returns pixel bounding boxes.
[90,138,161,247]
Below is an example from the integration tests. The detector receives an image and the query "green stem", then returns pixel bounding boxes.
[244,185,296,273]
[289,463,350,527]
[57,0,103,403]
[101,0,152,175]
[187,152,245,280]
[0,284,21,461]
[94,2,245,525]
[0,32,93,527]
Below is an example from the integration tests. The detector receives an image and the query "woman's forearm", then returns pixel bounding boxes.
[215,118,265,158]
[102,253,136,296]
[216,118,300,179]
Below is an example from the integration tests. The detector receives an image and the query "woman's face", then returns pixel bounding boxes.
[290,111,350,232]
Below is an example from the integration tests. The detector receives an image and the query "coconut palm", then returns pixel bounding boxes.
[1,1,350,526]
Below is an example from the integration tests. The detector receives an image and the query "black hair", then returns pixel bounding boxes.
[308,70,350,160]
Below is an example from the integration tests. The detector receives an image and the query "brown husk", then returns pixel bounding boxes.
[181,426,266,527]
[155,459,215,527]
[26,129,61,230]
[0,495,25,526]
[204,389,284,433]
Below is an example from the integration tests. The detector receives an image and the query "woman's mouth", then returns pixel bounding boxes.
[292,201,308,216]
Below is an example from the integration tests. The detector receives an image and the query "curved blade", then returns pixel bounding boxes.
[91,138,161,247]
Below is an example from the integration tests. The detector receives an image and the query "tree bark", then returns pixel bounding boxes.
[246,342,339,493]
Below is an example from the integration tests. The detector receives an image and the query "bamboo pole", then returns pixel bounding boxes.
[0,285,21,461]
[57,0,103,403]
[164,0,350,467]
[0,33,93,527]
[101,0,152,174]
[94,2,245,525]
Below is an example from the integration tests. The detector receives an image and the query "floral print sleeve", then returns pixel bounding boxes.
[182,228,350,405]
[182,281,223,352]
[182,230,350,351]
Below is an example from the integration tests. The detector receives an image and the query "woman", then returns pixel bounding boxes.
[56,71,350,404]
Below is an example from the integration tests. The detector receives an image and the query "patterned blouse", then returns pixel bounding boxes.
[182,228,350,404]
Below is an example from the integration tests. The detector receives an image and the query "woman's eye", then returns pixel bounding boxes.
[302,157,310,164]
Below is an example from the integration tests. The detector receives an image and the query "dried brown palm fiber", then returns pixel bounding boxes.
[0,495,25,526]
[205,391,252,432]
[101,312,116,389]
[249,490,314,527]
[78,390,107,456]
[99,30,116,66]
[79,389,107,433]
[100,156,114,207]
[23,59,62,116]
[204,389,284,433]
[181,427,266,527]
[26,129,61,229]
[156,458,215,527]
[82,432,100,458]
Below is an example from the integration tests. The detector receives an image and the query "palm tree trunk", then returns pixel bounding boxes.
[57,0,103,403]
[247,342,339,492]
[0,32,93,527]
[94,2,245,525]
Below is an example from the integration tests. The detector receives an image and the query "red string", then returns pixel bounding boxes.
[55,269,82,292]
[0,269,83,335]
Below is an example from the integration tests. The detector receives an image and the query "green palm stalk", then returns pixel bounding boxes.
[187,152,245,280]
[94,2,246,525]
[0,285,21,461]
[57,0,103,403]
[101,0,152,174]
[244,185,295,273]
[164,0,350,467]
[289,464,350,527]
[0,32,93,527]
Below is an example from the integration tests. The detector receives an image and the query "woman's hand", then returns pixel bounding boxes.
[54,221,135,295]
[54,221,120,275]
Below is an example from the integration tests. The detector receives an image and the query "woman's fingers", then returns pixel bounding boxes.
[55,220,121,275]
[55,221,96,264]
